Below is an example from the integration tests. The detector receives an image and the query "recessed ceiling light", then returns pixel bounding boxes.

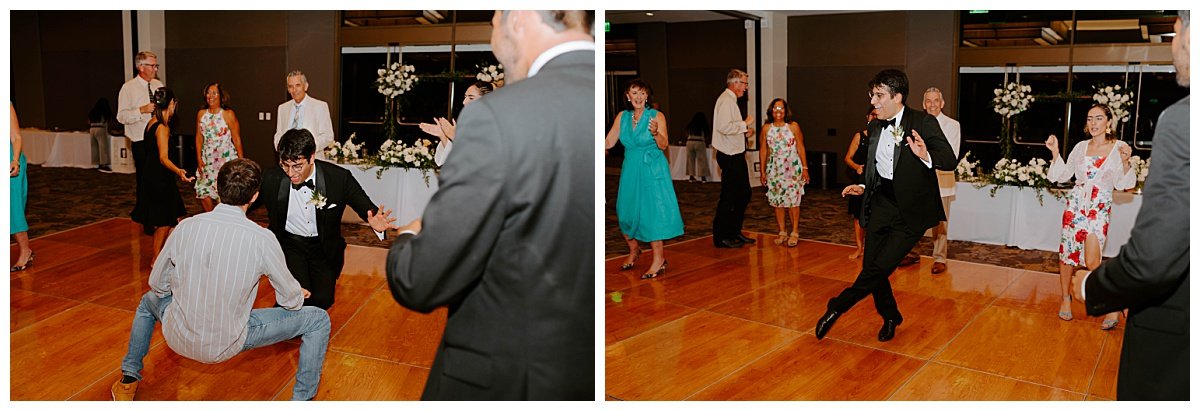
[646,12,654,16]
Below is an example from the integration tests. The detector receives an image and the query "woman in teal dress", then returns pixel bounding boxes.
[11,104,34,272]
[604,79,683,279]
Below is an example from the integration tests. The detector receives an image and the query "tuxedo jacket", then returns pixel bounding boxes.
[254,160,377,271]
[1085,95,1189,400]
[859,105,957,231]
[274,96,335,158]
[385,50,594,400]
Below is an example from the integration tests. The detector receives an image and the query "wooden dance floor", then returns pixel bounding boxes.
[10,218,444,400]
[605,232,1122,400]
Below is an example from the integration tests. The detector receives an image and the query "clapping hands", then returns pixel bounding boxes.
[1118,143,1132,163]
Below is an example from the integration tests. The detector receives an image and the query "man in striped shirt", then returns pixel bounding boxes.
[110,159,331,401]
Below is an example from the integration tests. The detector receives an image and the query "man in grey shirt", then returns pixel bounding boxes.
[110,158,331,401]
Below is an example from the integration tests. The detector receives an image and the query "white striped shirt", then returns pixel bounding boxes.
[149,204,303,363]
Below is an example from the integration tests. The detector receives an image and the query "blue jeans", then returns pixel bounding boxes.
[119,291,332,400]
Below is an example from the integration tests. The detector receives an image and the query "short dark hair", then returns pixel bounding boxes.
[277,128,316,161]
[622,78,655,110]
[217,158,261,206]
[202,82,231,110]
[869,69,909,103]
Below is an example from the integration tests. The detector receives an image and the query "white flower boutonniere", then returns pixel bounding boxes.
[890,125,906,146]
[308,190,328,209]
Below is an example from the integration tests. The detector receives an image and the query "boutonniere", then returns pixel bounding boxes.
[890,125,906,146]
[307,190,328,209]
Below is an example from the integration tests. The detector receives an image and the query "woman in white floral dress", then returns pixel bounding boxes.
[758,98,809,247]
[1045,104,1135,330]
[194,82,244,212]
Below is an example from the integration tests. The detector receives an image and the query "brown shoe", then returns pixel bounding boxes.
[111,377,138,401]
[931,262,947,274]
[898,252,920,266]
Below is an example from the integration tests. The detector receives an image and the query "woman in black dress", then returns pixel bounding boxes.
[130,87,192,261]
[842,106,876,259]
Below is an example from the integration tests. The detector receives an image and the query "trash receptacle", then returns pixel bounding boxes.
[805,151,837,190]
[108,135,135,174]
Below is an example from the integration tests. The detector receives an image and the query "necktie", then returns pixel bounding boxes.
[292,103,302,130]
[292,180,314,191]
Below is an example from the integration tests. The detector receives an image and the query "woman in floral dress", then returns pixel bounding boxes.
[1045,104,1135,330]
[194,82,243,212]
[758,98,808,247]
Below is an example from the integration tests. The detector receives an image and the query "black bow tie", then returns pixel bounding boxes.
[879,117,897,128]
[292,180,315,191]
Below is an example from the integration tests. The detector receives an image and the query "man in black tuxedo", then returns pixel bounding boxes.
[385,10,594,400]
[816,69,956,342]
[255,129,397,309]
[1071,10,1189,400]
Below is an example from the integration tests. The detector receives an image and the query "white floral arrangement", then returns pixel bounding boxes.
[325,133,363,163]
[475,63,504,86]
[1129,155,1151,190]
[1092,84,1135,125]
[375,62,418,99]
[991,82,1035,118]
[977,157,1062,204]
[372,138,438,184]
[955,151,979,180]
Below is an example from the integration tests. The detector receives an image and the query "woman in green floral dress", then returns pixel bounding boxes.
[194,82,243,212]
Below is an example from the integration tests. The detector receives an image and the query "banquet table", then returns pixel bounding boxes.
[21,129,96,168]
[666,145,722,182]
[337,163,439,227]
[947,182,1141,258]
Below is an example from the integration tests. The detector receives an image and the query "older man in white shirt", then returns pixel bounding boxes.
[923,87,961,274]
[274,70,334,160]
[711,69,756,248]
[116,51,164,177]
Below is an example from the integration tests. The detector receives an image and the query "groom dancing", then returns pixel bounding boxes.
[816,69,956,342]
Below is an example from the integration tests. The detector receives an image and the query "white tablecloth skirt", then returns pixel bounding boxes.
[666,145,722,182]
[21,129,95,168]
[339,164,439,227]
[948,182,1140,258]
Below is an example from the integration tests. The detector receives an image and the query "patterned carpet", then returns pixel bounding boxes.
[13,164,390,250]
[604,167,1062,274]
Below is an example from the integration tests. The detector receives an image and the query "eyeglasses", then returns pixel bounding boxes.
[868,92,889,100]
[279,160,309,173]
[140,64,160,68]
[772,106,786,111]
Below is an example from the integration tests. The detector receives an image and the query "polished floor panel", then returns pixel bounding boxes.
[890,362,1084,400]
[689,335,924,400]
[706,274,851,333]
[273,351,430,400]
[605,311,802,400]
[605,235,1120,400]
[9,218,449,400]
[934,305,1107,393]
[605,252,722,292]
[328,289,445,368]
[605,293,698,345]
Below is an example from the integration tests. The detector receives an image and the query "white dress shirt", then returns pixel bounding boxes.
[151,204,303,363]
[285,172,319,237]
[935,112,962,197]
[528,40,595,78]
[116,76,164,142]
[711,88,747,156]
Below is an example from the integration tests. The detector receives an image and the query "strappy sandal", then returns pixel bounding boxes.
[787,232,800,247]
[620,248,641,271]
[641,260,667,280]
[773,231,787,245]
[1100,317,1119,330]
[1057,296,1073,321]
[10,251,35,272]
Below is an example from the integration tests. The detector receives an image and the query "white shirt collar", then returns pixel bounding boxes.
[886,106,905,127]
[527,40,595,78]
[292,168,316,191]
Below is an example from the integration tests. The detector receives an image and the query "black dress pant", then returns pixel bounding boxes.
[712,151,750,242]
[278,232,339,309]
[827,179,923,322]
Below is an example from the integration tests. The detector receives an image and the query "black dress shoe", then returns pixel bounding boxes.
[714,238,744,248]
[736,234,757,244]
[877,320,900,342]
[814,309,842,340]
